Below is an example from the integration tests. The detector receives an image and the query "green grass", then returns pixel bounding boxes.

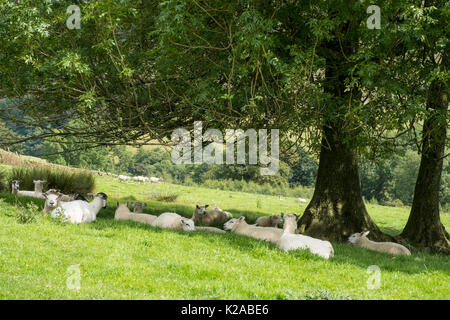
[0,175,449,300]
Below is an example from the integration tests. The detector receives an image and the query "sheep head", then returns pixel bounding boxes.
[223,218,238,231]
[348,231,370,244]
[43,192,63,209]
[94,192,108,208]
[11,180,20,190]
[180,217,195,231]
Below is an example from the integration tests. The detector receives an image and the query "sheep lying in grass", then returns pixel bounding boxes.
[296,197,307,203]
[223,216,283,244]
[131,202,147,213]
[115,202,157,225]
[192,205,233,226]
[51,192,108,223]
[277,213,334,259]
[348,231,411,256]
[195,226,226,234]
[11,180,45,198]
[255,215,282,228]
[33,180,46,196]
[151,212,195,231]
[114,202,133,220]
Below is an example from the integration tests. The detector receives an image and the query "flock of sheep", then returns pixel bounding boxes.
[117,175,163,183]
[10,179,411,258]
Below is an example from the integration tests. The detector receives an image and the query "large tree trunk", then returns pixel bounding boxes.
[297,27,387,243]
[401,79,450,254]
[297,124,388,242]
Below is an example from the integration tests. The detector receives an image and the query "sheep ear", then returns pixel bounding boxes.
[239,216,245,221]
[196,205,200,209]
[205,204,209,208]
[42,193,48,199]
[362,231,370,237]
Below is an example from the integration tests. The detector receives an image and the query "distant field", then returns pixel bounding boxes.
[0,174,449,299]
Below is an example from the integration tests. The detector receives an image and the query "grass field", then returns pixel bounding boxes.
[0,175,449,299]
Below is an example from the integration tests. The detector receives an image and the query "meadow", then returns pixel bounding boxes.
[0,175,449,300]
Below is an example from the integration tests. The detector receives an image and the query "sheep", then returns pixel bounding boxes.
[132,176,147,184]
[114,202,133,220]
[33,180,47,194]
[255,215,283,228]
[195,226,226,234]
[348,231,411,256]
[149,177,163,183]
[296,197,307,203]
[192,205,233,226]
[115,202,157,225]
[118,175,131,183]
[51,192,108,223]
[151,212,195,231]
[42,191,64,214]
[277,213,334,259]
[223,216,283,244]
[131,202,147,213]
[11,180,45,198]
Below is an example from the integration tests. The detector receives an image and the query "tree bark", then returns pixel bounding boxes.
[401,78,450,254]
[297,124,388,242]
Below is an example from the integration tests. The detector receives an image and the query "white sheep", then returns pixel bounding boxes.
[348,231,411,255]
[114,202,133,220]
[192,205,233,226]
[118,175,131,183]
[224,216,283,244]
[33,180,47,195]
[296,197,307,203]
[151,212,195,231]
[132,176,148,184]
[149,177,163,183]
[51,192,108,223]
[195,226,226,234]
[255,215,283,228]
[114,202,157,225]
[277,213,334,259]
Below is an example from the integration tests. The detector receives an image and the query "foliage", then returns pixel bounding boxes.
[14,202,40,224]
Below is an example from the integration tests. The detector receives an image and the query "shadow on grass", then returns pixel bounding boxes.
[1,193,448,275]
[329,243,450,275]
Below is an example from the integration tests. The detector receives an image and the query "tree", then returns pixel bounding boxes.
[1,0,444,244]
